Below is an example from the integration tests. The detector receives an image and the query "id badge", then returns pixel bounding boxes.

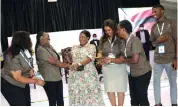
[108,53,116,58]
[158,44,165,54]
[126,64,131,75]
[108,53,116,64]
[34,72,44,80]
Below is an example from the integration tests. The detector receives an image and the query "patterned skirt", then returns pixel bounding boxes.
[68,69,105,106]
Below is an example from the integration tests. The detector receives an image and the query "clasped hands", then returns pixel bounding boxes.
[96,57,112,65]
[96,57,127,65]
[157,34,169,43]
[48,56,80,71]
[29,69,45,86]
[69,63,79,71]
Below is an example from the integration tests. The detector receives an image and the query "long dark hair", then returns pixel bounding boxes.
[35,31,45,59]
[100,19,117,48]
[4,31,32,58]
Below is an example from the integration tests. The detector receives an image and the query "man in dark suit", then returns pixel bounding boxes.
[136,24,153,61]
[90,34,100,53]
[90,34,102,79]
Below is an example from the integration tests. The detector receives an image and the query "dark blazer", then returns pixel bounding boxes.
[136,30,154,61]
[136,30,150,43]
[90,39,100,54]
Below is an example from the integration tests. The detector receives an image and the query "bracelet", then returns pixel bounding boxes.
[31,75,35,78]
[77,62,82,66]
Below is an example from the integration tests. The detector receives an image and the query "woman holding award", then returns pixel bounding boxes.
[97,19,128,106]
[68,30,105,106]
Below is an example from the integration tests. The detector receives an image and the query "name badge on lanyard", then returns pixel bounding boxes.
[20,50,44,80]
[157,23,165,54]
[124,35,132,75]
[158,44,165,54]
[108,38,116,64]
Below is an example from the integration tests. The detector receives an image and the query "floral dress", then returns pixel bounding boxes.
[68,44,105,106]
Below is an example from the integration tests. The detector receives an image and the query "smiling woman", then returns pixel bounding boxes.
[97,19,128,106]
[68,30,105,106]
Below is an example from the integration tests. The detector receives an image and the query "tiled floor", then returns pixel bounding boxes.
[1,70,177,106]
[29,70,178,106]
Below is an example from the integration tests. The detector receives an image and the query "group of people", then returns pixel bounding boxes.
[1,4,177,106]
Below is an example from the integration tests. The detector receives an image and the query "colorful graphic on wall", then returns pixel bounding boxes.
[118,7,156,33]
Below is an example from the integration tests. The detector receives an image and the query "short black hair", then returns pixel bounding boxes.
[140,24,144,27]
[80,30,91,40]
[119,20,132,34]
[152,4,165,10]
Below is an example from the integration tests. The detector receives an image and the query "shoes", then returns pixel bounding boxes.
[155,103,177,106]
[155,103,162,106]
[172,104,177,106]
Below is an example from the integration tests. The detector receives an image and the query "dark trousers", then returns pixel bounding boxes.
[1,77,31,106]
[143,43,150,61]
[43,80,64,106]
[129,71,152,106]
[94,60,102,74]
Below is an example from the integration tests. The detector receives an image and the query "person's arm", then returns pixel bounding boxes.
[37,47,69,68]
[126,38,142,64]
[10,70,36,84]
[171,20,177,59]
[156,34,169,43]
[54,59,70,68]
[106,56,125,64]
[79,44,96,65]
[36,47,53,63]
[73,45,96,69]
[104,39,126,64]
[126,53,140,64]
[11,70,45,86]
[171,20,177,69]
[10,57,44,85]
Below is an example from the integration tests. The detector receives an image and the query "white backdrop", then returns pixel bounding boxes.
[8,28,170,80]
[8,29,102,67]
[8,29,102,53]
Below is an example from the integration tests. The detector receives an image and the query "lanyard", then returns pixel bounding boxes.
[108,37,116,51]
[124,35,132,57]
[157,23,164,35]
[20,51,33,68]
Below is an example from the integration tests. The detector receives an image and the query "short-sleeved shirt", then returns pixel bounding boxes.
[150,17,177,64]
[1,54,31,88]
[98,36,125,58]
[126,36,152,77]
[36,45,61,82]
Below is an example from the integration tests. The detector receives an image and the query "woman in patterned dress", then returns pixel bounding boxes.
[69,30,105,106]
